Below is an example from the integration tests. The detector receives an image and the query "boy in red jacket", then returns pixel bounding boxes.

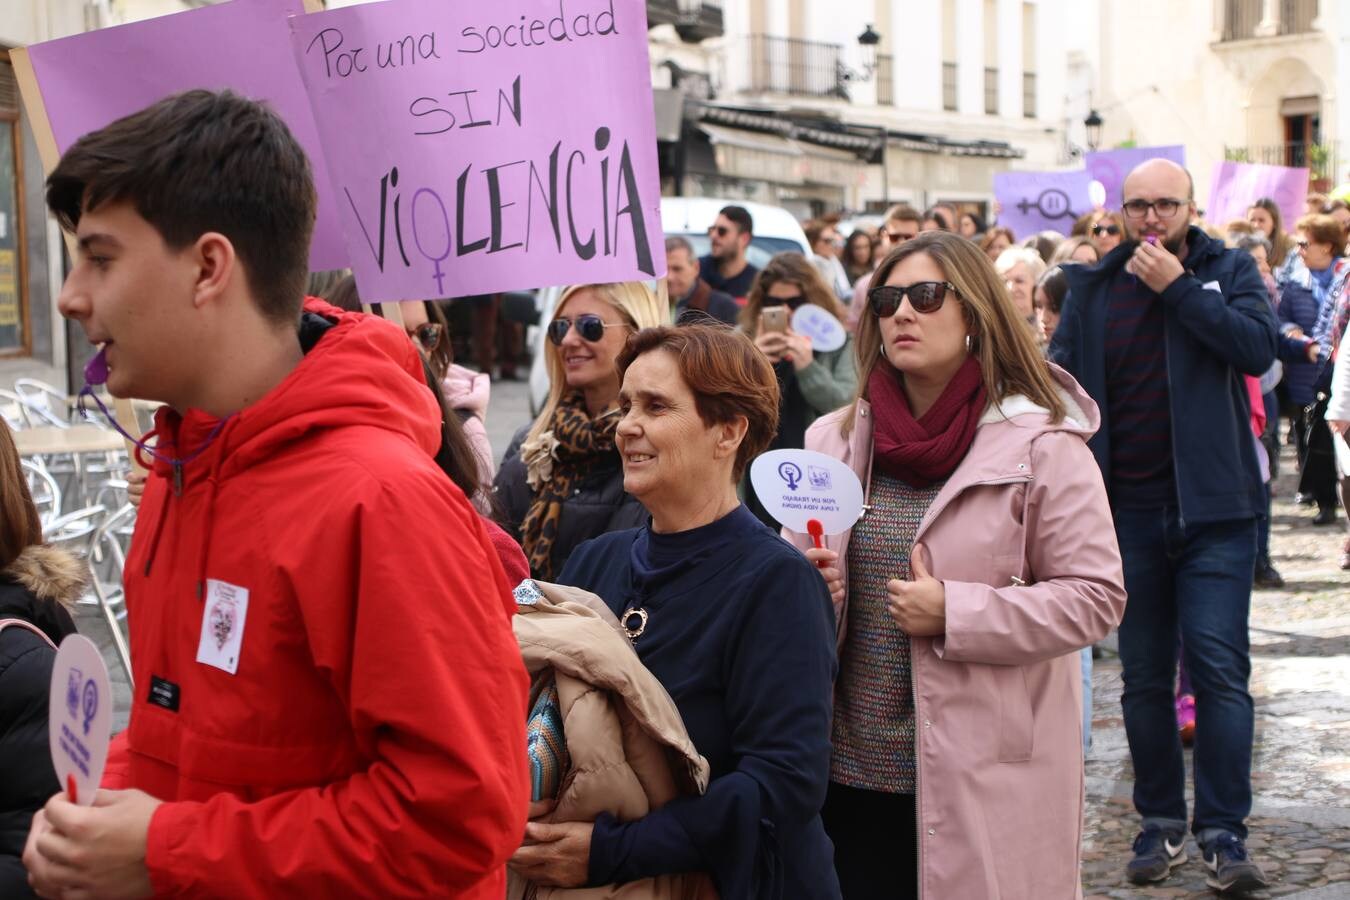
[22,89,529,898]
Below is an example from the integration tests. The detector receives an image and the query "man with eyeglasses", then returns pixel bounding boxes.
[698,205,759,302]
[1051,159,1277,895]
[847,203,922,332]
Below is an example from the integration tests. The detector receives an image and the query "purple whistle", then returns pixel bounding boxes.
[83,345,109,387]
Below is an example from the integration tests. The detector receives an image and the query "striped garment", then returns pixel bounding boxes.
[831,471,942,793]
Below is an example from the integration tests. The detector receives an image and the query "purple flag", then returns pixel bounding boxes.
[993,170,1094,239]
[25,0,347,272]
[288,0,666,302]
[1206,161,1310,231]
[1085,146,1187,212]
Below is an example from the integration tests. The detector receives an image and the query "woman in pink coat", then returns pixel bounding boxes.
[786,231,1127,899]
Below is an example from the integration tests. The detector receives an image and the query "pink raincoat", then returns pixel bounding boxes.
[786,364,1126,899]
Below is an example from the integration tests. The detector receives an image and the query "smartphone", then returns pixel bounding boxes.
[760,306,788,334]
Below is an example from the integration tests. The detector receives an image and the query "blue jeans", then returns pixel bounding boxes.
[1113,507,1256,840]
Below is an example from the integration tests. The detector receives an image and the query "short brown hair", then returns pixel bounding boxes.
[0,422,43,571]
[1296,213,1346,257]
[803,219,830,247]
[47,89,316,326]
[884,203,922,226]
[617,324,779,482]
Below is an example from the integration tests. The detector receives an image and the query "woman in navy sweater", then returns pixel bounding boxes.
[510,324,840,899]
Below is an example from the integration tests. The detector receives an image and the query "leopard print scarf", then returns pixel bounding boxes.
[519,392,621,579]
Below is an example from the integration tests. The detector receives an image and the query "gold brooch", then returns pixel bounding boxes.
[620,607,649,641]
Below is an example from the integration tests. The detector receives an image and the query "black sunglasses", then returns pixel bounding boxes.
[886,229,917,243]
[762,295,808,310]
[868,281,957,317]
[1093,224,1121,237]
[547,313,624,345]
[708,224,734,237]
[411,322,443,351]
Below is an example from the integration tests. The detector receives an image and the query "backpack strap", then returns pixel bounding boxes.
[0,618,57,650]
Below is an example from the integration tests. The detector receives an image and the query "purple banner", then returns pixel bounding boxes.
[289,0,666,302]
[1206,161,1310,231]
[1085,145,1186,212]
[993,170,1094,239]
[25,0,347,272]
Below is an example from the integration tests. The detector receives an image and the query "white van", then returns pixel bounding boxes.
[526,198,811,414]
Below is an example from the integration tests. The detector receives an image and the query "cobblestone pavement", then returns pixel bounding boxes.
[1082,450,1350,899]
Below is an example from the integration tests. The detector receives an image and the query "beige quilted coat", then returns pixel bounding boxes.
[507,581,718,900]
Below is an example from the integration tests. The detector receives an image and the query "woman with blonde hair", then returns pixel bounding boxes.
[1089,209,1126,255]
[741,252,857,524]
[995,245,1047,328]
[1050,234,1101,266]
[979,225,1015,262]
[0,421,84,898]
[495,282,667,579]
[787,232,1125,897]
[1248,197,1297,281]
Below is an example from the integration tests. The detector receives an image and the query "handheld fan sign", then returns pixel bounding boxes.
[750,449,864,565]
[48,634,112,805]
[790,304,847,353]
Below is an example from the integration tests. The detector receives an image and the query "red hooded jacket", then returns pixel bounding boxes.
[104,301,529,897]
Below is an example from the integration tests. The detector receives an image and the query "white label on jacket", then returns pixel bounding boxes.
[1202,280,1222,294]
[196,580,249,675]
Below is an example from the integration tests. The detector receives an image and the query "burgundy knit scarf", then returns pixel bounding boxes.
[868,355,988,488]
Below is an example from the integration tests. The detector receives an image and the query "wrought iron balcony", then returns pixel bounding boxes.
[1224,141,1338,184]
[745,34,846,99]
[1221,0,1318,41]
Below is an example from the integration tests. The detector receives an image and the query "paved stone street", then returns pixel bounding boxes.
[1082,442,1350,899]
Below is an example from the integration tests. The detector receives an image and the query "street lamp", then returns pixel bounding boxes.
[1084,109,1104,152]
[840,24,883,83]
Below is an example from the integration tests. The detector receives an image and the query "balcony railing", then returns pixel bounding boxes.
[876,54,894,106]
[1281,0,1317,34]
[1023,71,1036,118]
[1222,0,1262,39]
[1225,141,1337,183]
[1221,0,1318,40]
[746,35,845,99]
[984,66,998,115]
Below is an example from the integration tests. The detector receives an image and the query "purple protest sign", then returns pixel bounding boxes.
[1207,161,1310,231]
[289,0,666,301]
[1085,145,1186,211]
[993,170,1093,239]
[24,0,346,272]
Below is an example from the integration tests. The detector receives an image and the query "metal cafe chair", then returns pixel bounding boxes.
[21,458,62,525]
[44,504,134,684]
[13,378,80,427]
